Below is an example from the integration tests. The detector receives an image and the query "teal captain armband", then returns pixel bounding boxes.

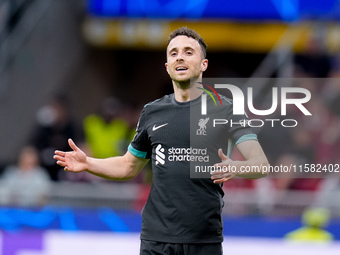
[128,144,148,159]
[235,134,258,145]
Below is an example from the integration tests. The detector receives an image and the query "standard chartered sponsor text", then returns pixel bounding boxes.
[168,147,209,162]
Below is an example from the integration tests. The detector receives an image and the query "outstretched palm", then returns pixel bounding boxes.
[54,139,87,172]
[210,148,237,184]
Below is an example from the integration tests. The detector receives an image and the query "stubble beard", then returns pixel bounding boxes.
[174,79,190,90]
[172,76,200,90]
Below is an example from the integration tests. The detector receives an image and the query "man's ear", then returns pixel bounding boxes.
[165,62,169,73]
[201,59,208,72]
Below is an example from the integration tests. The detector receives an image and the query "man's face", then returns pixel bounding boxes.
[165,35,208,86]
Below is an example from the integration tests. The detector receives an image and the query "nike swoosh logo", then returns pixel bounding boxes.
[152,123,168,131]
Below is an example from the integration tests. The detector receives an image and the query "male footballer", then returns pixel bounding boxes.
[54,27,268,255]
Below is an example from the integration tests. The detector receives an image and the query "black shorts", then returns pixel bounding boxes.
[140,240,223,255]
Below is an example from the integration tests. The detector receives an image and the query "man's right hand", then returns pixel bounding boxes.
[54,139,87,172]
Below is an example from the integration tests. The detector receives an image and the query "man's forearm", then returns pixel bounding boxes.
[85,156,131,180]
[85,152,148,181]
[234,140,269,179]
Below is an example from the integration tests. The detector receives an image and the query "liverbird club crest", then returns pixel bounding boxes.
[196,117,209,136]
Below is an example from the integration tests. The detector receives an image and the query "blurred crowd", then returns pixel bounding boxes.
[0,93,147,206]
[29,94,144,183]
[223,37,340,217]
[260,36,340,192]
[0,35,339,209]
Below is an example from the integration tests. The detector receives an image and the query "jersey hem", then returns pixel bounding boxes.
[140,234,224,244]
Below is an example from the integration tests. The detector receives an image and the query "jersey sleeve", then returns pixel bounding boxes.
[128,108,152,159]
[227,107,258,145]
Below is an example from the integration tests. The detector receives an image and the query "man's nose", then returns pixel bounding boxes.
[176,52,184,62]
[176,56,184,62]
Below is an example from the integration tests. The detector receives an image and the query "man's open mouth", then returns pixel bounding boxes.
[176,66,188,71]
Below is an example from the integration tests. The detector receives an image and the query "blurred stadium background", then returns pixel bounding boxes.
[1,0,340,254]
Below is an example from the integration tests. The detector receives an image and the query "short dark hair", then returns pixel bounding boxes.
[167,27,207,58]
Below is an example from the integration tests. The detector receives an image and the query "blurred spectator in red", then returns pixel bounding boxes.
[327,54,340,116]
[0,146,51,206]
[31,94,78,181]
[274,153,321,192]
[274,154,300,191]
[289,128,315,164]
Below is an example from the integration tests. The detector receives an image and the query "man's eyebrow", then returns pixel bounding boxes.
[168,47,178,53]
[168,46,195,54]
[183,46,195,51]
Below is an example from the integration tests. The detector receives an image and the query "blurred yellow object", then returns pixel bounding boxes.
[84,115,130,158]
[302,208,330,228]
[285,208,334,243]
[82,18,340,53]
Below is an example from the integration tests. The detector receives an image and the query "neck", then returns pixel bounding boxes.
[173,85,190,102]
[173,79,203,102]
